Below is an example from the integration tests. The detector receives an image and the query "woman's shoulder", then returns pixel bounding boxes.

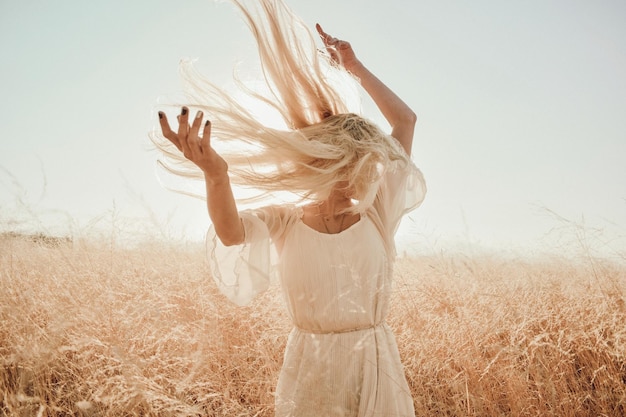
[242,203,301,227]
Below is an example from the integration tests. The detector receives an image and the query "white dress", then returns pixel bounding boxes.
[207,160,426,417]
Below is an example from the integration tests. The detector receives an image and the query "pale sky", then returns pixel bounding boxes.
[1,0,625,258]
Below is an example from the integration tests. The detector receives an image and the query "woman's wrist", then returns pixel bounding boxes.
[204,170,230,187]
[345,60,365,77]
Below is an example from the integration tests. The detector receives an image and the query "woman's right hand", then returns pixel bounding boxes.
[160,107,243,245]
[158,107,229,182]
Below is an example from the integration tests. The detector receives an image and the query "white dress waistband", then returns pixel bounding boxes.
[295,321,385,335]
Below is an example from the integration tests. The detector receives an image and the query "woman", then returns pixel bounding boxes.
[154,0,425,415]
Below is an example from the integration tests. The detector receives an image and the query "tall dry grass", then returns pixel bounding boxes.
[1,233,625,416]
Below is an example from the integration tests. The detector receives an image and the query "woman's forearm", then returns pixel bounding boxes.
[350,63,416,155]
[205,172,244,246]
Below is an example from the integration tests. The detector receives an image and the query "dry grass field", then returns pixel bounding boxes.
[1,233,625,416]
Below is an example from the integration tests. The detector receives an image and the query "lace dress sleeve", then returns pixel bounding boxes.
[206,205,292,306]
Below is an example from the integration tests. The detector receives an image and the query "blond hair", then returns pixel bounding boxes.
[152,0,411,213]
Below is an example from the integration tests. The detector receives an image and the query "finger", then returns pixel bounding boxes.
[200,119,212,153]
[158,112,182,150]
[158,111,173,136]
[189,110,204,140]
[315,23,333,45]
[177,107,193,157]
[329,48,340,63]
[188,110,204,154]
[315,23,326,39]
[177,106,189,139]
[336,40,351,50]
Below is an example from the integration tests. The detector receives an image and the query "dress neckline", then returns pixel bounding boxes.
[296,208,366,236]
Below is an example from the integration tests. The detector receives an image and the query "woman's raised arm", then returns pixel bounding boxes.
[316,24,416,156]
[158,107,244,246]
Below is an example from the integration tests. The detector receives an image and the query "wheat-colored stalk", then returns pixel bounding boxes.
[1,234,624,416]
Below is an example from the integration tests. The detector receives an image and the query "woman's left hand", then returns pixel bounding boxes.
[316,23,362,73]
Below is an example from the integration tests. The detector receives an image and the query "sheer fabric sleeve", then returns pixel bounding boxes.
[206,205,292,306]
[373,157,427,249]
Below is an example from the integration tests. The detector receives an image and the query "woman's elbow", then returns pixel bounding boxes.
[404,110,418,126]
[393,111,417,130]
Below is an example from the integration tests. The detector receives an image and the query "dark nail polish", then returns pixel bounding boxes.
[181,107,188,116]
[158,111,164,119]
[205,120,210,127]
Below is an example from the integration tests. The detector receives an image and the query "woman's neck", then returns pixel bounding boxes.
[319,192,353,216]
